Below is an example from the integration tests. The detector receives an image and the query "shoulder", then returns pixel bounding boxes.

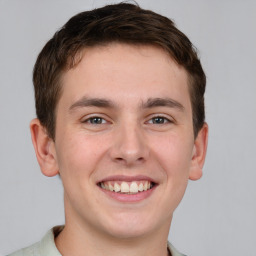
[7,226,63,256]
[7,241,40,256]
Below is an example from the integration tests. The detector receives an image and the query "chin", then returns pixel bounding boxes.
[100,213,158,239]
[106,225,151,240]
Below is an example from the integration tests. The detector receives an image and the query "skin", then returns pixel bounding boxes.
[31,43,208,256]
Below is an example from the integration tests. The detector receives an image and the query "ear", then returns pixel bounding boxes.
[189,123,208,181]
[30,118,59,177]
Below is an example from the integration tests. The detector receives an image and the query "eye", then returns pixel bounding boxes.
[80,115,111,131]
[148,116,171,124]
[83,116,107,125]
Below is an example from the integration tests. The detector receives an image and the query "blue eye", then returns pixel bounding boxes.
[149,116,170,124]
[86,117,107,124]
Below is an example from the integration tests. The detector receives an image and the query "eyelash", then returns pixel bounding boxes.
[82,116,108,125]
[147,115,172,125]
[81,115,173,126]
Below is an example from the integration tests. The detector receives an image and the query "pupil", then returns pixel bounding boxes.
[91,117,102,124]
[153,117,164,124]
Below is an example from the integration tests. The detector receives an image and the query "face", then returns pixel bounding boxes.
[32,43,207,240]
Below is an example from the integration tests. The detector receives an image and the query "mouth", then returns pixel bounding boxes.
[97,180,156,194]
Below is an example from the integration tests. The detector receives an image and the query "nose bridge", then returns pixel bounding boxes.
[110,117,148,165]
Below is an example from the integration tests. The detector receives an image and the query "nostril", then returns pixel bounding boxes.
[114,156,145,165]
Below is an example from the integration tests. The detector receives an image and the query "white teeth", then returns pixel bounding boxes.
[121,182,129,193]
[130,182,139,193]
[109,183,114,191]
[114,183,121,192]
[100,181,153,194]
[138,183,144,192]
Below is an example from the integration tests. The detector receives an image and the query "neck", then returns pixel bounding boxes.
[55,216,171,256]
[55,195,172,256]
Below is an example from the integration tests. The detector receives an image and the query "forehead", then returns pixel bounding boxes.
[59,43,191,110]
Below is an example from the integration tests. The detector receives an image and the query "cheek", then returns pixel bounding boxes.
[153,134,193,174]
[55,130,112,184]
[54,134,102,206]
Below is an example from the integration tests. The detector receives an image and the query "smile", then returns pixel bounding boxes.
[98,181,154,194]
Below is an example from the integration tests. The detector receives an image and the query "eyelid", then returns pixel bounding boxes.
[145,114,175,124]
[81,113,111,124]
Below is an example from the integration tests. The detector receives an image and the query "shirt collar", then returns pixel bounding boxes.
[40,226,185,256]
[168,241,186,256]
[39,226,62,256]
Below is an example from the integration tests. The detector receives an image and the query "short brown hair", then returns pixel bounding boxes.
[33,2,206,139]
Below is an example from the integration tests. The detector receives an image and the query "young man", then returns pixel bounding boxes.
[9,3,208,256]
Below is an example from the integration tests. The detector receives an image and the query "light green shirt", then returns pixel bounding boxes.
[8,226,186,256]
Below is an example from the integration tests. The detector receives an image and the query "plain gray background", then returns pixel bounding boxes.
[1,0,256,255]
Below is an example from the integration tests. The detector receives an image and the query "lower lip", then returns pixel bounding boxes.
[99,186,157,203]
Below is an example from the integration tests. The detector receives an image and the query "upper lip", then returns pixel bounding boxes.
[97,175,157,184]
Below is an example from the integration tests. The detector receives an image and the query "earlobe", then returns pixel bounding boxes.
[189,123,208,181]
[30,118,59,177]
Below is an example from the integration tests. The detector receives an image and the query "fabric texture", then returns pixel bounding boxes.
[8,226,186,256]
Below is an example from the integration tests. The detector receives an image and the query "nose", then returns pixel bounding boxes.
[109,122,149,166]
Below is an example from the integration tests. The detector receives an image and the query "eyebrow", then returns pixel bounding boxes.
[69,96,184,112]
[142,98,185,111]
[69,97,115,111]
